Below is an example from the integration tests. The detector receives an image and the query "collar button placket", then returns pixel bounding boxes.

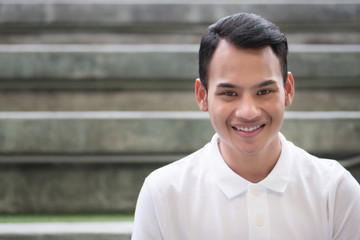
[247,184,270,240]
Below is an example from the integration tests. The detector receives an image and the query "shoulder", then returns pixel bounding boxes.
[285,140,360,238]
[284,137,353,188]
[282,136,360,211]
[145,145,207,193]
[291,141,346,176]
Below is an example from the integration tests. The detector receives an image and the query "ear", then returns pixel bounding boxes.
[195,78,208,112]
[285,72,295,107]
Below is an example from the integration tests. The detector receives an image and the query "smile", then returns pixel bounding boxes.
[233,124,264,132]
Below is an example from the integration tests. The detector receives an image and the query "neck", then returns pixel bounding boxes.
[218,137,282,183]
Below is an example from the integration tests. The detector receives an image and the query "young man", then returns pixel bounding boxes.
[131,13,360,240]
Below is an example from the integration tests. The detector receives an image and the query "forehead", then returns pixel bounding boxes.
[208,40,282,88]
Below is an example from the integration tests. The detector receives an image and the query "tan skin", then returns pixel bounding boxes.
[196,40,294,183]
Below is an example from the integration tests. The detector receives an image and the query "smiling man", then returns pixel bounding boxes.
[132,13,360,240]
[196,40,293,183]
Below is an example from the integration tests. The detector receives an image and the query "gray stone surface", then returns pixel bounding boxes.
[1,89,359,111]
[287,89,360,111]
[1,1,359,46]
[0,111,358,213]
[0,222,132,240]
[1,1,359,45]
[0,161,160,213]
[0,111,359,155]
[282,112,360,155]
[0,155,359,214]
[0,44,359,90]
[0,140,359,214]
[0,0,359,217]
[0,235,130,240]
[1,2,358,28]
[0,91,200,111]
[0,111,213,154]
[3,32,360,45]
[0,45,198,90]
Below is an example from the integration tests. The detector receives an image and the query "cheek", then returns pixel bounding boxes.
[211,100,232,115]
[270,104,286,123]
[207,101,231,124]
[261,96,286,116]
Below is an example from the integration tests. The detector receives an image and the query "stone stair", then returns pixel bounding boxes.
[0,44,359,111]
[0,0,360,239]
[1,0,359,45]
[0,111,359,214]
[1,0,360,112]
[0,222,133,240]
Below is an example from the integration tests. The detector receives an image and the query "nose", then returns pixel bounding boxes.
[234,93,261,121]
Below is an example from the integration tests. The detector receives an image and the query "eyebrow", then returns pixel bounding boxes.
[216,79,277,89]
[216,83,238,89]
[258,79,277,88]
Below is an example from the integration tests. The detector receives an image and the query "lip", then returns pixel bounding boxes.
[232,123,265,137]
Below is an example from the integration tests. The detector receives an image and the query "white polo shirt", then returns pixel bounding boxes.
[132,133,360,240]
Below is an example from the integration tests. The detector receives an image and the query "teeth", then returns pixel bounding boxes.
[234,125,262,132]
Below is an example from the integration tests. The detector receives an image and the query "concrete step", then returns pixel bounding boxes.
[0,88,360,111]
[0,154,174,213]
[0,44,359,90]
[1,1,359,44]
[1,155,359,214]
[0,222,132,240]
[0,111,359,214]
[0,111,359,156]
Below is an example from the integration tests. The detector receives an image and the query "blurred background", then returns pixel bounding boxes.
[0,0,359,238]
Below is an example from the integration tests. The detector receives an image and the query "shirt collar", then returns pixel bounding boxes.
[207,133,293,199]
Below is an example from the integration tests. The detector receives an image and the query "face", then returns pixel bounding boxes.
[196,40,294,160]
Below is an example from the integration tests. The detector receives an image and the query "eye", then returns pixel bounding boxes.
[257,89,271,95]
[223,91,237,96]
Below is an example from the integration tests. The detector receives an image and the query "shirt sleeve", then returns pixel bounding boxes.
[131,178,164,240]
[332,171,360,240]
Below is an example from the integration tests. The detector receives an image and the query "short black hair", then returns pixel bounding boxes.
[199,13,288,91]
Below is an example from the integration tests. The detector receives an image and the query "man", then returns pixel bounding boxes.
[131,13,360,240]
